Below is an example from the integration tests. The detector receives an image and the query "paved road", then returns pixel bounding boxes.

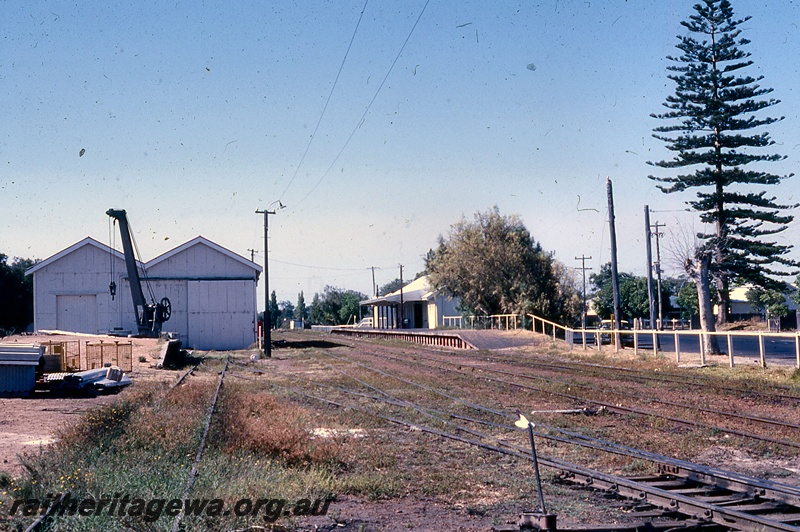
[572,330,799,367]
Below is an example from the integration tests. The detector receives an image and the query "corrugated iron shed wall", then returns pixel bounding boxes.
[0,345,43,396]
[29,236,261,350]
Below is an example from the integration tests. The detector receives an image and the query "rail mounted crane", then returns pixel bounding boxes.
[106,209,172,337]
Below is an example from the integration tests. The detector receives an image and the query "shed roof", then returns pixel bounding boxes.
[26,237,128,275]
[146,236,262,274]
[27,236,261,277]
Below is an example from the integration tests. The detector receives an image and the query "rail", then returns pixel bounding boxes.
[171,355,229,532]
[283,346,800,531]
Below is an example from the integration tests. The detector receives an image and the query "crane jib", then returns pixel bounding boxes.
[106,209,171,338]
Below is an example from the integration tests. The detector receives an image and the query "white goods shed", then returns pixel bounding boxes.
[27,236,261,350]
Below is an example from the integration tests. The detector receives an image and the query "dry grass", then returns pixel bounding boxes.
[214,387,343,466]
[4,330,799,530]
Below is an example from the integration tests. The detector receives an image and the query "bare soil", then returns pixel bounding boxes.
[2,329,799,531]
[0,332,180,476]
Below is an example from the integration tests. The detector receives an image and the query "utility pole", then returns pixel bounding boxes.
[370,266,378,297]
[607,178,622,341]
[255,202,284,357]
[248,249,257,262]
[398,264,404,329]
[644,206,656,330]
[651,221,666,330]
[574,255,592,329]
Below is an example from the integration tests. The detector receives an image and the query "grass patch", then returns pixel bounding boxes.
[0,378,209,531]
[212,386,343,466]
[0,361,353,531]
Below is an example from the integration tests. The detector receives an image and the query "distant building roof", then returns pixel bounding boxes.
[362,275,440,305]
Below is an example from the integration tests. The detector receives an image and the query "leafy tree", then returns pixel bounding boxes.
[676,282,701,321]
[278,300,295,324]
[379,269,427,296]
[649,0,798,327]
[337,292,363,325]
[268,290,280,330]
[0,254,36,335]
[309,293,324,324]
[379,278,409,296]
[427,207,580,323]
[307,286,367,325]
[746,286,789,318]
[590,263,672,322]
[294,291,308,321]
[591,264,635,320]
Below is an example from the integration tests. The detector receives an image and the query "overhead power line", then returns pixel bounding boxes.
[291,0,432,208]
[279,0,370,202]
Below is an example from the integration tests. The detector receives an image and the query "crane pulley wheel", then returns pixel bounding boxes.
[159,297,172,322]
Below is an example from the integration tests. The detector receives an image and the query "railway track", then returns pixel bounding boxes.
[486,353,800,405]
[368,348,800,447]
[313,335,800,448]
[270,332,800,530]
[171,355,228,532]
[23,358,219,532]
[28,333,796,530]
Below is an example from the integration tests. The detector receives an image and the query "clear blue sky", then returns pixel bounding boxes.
[3,0,799,309]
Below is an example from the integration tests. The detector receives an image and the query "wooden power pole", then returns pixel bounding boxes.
[607,177,622,347]
[645,206,656,330]
[651,221,666,330]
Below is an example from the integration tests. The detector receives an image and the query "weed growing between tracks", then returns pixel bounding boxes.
[1,378,213,531]
[0,359,350,531]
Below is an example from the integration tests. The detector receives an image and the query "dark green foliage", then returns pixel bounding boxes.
[745,286,789,318]
[269,290,280,329]
[590,263,672,321]
[278,300,295,324]
[676,282,701,320]
[308,286,367,325]
[427,207,581,323]
[379,278,408,296]
[0,254,36,335]
[649,0,798,323]
[294,291,308,321]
